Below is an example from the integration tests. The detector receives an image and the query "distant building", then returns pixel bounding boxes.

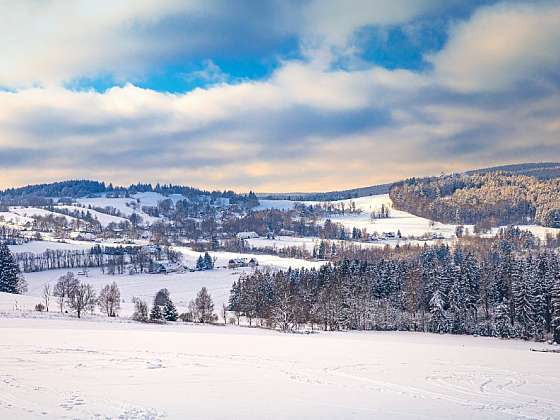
[228,257,258,269]
[70,231,96,241]
[149,260,183,274]
[236,231,259,240]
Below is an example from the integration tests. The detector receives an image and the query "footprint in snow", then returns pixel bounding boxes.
[146,360,165,369]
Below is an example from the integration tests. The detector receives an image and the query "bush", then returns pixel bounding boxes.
[131,297,149,322]
[35,303,45,312]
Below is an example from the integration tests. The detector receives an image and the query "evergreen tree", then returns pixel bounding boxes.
[512,265,535,339]
[429,289,448,333]
[203,252,214,270]
[552,278,560,344]
[494,301,512,338]
[196,255,205,271]
[0,242,21,294]
[150,303,164,321]
[163,299,178,321]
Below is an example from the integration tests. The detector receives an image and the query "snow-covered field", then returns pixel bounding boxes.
[57,205,129,227]
[8,241,93,254]
[0,266,245,315]
[76,192,189,225]
[0,243,324,315]
[0,317,558,419]
[259,194,462,239]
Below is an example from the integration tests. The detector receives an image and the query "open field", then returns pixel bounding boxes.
[0,317,558,419]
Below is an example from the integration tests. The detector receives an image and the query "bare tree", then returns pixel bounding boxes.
[132,297,149,322]
[42,284,51,312]
[68,282,96,318]
[221,303,228,325]
[53,272,79,312]
[98,282,121,317]
[194,287,214,323]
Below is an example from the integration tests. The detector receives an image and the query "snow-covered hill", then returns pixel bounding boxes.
[258,194,463,239]
[0,317,558,419]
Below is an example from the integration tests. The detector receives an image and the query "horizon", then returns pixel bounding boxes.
[2,160,559,195]
[1,1,560,191]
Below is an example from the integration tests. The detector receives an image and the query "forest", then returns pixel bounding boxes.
[389,172,560,229]
[228,227,560,342]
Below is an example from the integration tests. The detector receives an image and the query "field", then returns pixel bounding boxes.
[0,244,325,316]
[0,317,559,419]
[258,194,463,239]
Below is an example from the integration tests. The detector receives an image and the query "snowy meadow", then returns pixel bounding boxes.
[1,317,560,419]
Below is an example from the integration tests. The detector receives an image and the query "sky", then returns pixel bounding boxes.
[0,0,559,192]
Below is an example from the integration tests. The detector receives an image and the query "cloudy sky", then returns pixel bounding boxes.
[1,0,559,192]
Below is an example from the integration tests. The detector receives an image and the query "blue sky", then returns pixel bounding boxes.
[0,0,559,191]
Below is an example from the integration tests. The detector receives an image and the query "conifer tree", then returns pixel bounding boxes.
[512,265,535,339]
[429,289,448,333]
[203,252,214,270]
[150,303,164,321]
[196,255,205,270]
[494,301,512,338]
[163,299,178,321]
[551,278,560,343]
[0,242,21,294]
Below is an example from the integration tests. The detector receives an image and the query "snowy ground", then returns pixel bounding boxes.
[0,317,558,419]
[1,266,245,315]
[76,192,189,225]
[258,194,463,239]
[488,224,560,241]
[1,244,325,315]
[8,241,93,254]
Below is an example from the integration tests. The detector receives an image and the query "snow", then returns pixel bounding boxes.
[174,247,324,271]
[255,199,298,211]
[257,194,462,239]
[56,205,129,227]
[9,207,77,223]
[0,317,558,419]
[76,192,189,225]
[0,211,34,226]
[2,245,324,315]
[8,241,93,254]
[246,236,319,251]
[489,224,560,241]
[8,266,247,315]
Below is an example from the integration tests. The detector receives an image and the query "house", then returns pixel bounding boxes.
[149,260,183,274]
[278,229,296,237]
[228,257,258,269]
[236,231,259,240]
[69,231,96,241]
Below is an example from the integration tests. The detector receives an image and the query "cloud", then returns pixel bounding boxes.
[0,0,449,88]
[0,1,559,192]
[0,0,300,88]
[1,52,559,191]
[430,1,560,92]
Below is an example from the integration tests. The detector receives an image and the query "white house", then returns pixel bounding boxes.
[236,231,259,240]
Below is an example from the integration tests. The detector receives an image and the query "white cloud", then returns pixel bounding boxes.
[1,1,560,191]
[0,56,559,191]
[301,0,443,47]
[0,0,443,88]
[430,1,560,92]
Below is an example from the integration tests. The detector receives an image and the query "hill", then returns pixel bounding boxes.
[260,162,560,202]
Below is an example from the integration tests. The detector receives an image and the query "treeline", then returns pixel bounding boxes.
[0,179,259,208]
[390,172,560,228]
[228,229,560,342]
[0,180,108,199]
[12,245,178,273]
